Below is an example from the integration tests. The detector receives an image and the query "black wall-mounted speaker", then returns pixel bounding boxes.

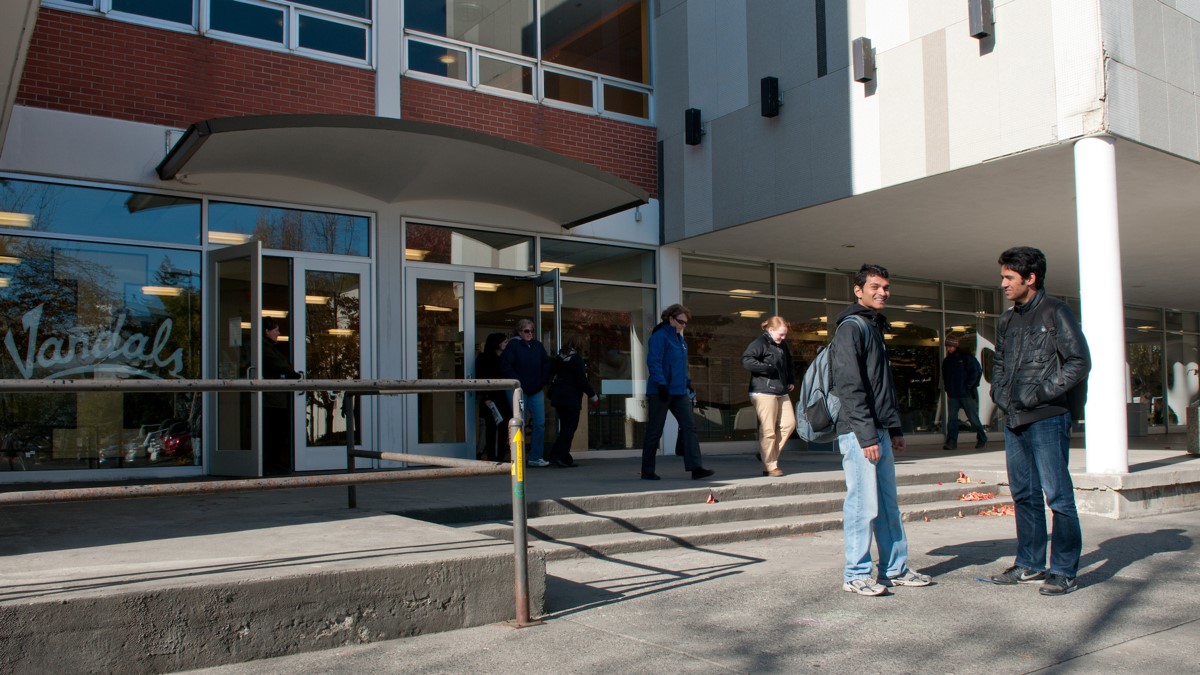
[685,108,703,145]
[969,0,994,38]
[852,37,875,82]
[761,76,781,117]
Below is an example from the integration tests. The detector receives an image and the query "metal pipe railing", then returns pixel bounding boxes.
[0,377,537,628]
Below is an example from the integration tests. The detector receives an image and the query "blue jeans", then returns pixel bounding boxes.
[946,395,987,445]
[1003,412,1081,577]
[641,394,703,474]
[523,390,545,462]
[838,430,910,581]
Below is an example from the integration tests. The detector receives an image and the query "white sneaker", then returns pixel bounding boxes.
[842,578,887,596]
[526,459,550,467]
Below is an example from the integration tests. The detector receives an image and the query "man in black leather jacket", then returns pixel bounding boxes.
[989,246,1091,596]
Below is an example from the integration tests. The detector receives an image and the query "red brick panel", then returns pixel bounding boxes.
[401,78,657,198]
[16,9,375,128]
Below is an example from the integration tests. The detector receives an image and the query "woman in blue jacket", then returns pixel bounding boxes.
[640,304,714,480]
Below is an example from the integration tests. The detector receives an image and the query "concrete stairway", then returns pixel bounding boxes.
[400,470,1012,561]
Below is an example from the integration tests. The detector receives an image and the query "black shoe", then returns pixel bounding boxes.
[1039,574,1078,595]
[990,565,1046,585]
[640,472,661,480]
[691,468,715,480]
[942,442,957,450]
[551,459,572,468]
[975,438,988,449]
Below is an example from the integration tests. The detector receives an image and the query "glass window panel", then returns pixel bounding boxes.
[479,55,533,95]
[540,238,653,284]
[112,0,193,25]
[682,257,770,295]
[416,279,465,443]
[944,284,998,315]
[210,0,285,43]
[602,84,648,119]
[541,0,649,84]
[297,0,370,19]
[0,179,201,245]
[60,0,95,5]
[886,278,941,310]
[406,222,532,271]
[1165,333,1199,427]
[1126,329,1164,427]
[208,202,369,257]
[777,267,848,301]
[406,39,469,82]
[405,0,535,57]
[1125,305,1162,331]
[883,310,942,434]
[681,291,773,442]
[0,236,202,472]
[555,282,655,451]
[299,14,367,59]
[543,70,593,107]
[304,270,362,445]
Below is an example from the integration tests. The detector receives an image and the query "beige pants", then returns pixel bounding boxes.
[751,393,796,471]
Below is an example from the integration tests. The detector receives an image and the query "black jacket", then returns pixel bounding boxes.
[830,303,902,446]
[549,350,596,409]
[741,332,795,395]
[942,350,982,399]
[500,336,551,393]
[476,349,513,418]
[991,289,1090,427]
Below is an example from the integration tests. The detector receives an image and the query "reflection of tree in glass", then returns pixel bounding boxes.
[406,223,453,260]
[251,208,362,255]
[0,178,62,232]
[304,273,361,445]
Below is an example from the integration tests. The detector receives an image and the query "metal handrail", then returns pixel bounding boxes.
[0,377,538,627]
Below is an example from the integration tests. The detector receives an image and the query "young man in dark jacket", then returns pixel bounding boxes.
[941,334,988,450]
[830,264,932,596]
[989,246,1091,596]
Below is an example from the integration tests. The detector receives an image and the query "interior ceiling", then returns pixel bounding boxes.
[680,139,1200,312]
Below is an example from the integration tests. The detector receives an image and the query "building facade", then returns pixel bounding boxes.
[0,0,1197,483]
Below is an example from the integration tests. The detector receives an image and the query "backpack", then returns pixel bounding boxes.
[795,315,870,443]
[998,299,1089,422]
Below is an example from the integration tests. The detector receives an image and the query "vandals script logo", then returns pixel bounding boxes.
[3,304,184,379]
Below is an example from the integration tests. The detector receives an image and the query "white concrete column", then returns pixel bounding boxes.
[1074,135,1129,474]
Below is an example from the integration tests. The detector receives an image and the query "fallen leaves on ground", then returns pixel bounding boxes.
[980,504,1016,517]
[956,471,972,483]
[959,491,996,501]
[705,491,719,504]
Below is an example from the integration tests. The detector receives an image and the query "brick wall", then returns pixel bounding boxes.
[16,9,374,128]
[401,78,657,197]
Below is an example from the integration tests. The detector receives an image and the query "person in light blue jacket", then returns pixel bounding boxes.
[639,303,713,481]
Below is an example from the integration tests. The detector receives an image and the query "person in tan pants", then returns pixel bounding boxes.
[741,316,797,476]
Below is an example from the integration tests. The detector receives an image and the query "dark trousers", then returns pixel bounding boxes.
[641,394,703,474]
[263,403,292,474]
[549,405,580,464]
[1003,412,1081,577]
[946,395,987,445]
[481,410,509,461]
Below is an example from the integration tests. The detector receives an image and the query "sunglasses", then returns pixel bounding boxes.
[520,328,533,334]
[672,316,688,326]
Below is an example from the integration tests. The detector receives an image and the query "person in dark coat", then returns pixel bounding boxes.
[500,318,551,467]
[741,315,797,476]
[262,317,300,475]
[476,332,512,461]
[941,334,988,450]
[547,337,598,467]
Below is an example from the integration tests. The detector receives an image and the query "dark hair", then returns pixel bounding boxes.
[484,332,507,353]
[853,264,890,290]
[263,317,280,332]
[998,246,1046,290]
[661,303,691,323]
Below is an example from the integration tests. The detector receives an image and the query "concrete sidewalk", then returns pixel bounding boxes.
[183,508,1200,674]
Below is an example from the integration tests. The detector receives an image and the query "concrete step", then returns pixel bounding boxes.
[466,483,995,541]
[525,496,1014,561]
[395,470,971,524]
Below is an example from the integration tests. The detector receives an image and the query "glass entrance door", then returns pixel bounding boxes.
[207,241,262,476]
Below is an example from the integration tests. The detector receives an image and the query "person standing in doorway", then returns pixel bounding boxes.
[476,332,512,462]
[262,317,300,475]
[640,304,713,481]
[548,336,598,468]
[741,315,797,477]
[501,318,551,467]
[989,246,1091,596]
[941,334,988,450]
[830,264,932,596]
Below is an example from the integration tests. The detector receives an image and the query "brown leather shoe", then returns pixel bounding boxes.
[764,468,784,477]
